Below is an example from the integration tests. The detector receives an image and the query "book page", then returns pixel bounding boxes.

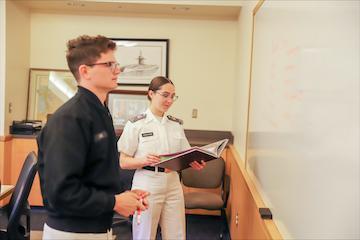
[200,139,228,157]
[158,139,228,163]
[154,139,229,171]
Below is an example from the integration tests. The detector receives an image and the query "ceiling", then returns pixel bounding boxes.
[16,0,242,20]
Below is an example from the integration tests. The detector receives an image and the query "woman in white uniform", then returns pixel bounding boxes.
[118,76,205,240]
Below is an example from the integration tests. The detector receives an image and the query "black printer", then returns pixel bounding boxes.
[10,120,42,135]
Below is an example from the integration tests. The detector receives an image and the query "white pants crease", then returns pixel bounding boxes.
[132,169,186,240]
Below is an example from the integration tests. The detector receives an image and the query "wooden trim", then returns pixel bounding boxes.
[0,185,14,200]
[244,8,256,170]
[245,0,265,170]
[109,89,147,95]
[26,68,32,120]
[30,68,69,72]
[253,0,265,16]
[229,145,265,207]
[227,145,282,239]
[0,135,12,142]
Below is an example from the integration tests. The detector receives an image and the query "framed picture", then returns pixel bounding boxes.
[27,68,77,123]
[107,90,148,128]
[112,38,169,86]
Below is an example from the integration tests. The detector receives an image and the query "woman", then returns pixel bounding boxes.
[118,76,205,240]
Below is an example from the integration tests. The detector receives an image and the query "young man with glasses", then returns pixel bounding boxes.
[118,76,206,240]
[37,35,149,240]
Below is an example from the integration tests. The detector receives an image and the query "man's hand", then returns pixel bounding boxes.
[131,189,150,209]
[189,160,206,170]
[113,190,149,217]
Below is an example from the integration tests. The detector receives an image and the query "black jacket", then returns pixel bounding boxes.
[37,86,122,233]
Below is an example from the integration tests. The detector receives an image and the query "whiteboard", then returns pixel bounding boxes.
[248,1,359,239]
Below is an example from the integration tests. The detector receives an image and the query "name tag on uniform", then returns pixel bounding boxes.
[142,132,154,137]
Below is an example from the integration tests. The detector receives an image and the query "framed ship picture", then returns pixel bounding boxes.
[107,90,148,129]
[112,38,169,86]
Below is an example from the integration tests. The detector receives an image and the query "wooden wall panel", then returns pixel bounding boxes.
[11,138,42,206]
[0,136,13,206]
[226,145,282,239]
[0,136,12,184]
[0,138,4,181]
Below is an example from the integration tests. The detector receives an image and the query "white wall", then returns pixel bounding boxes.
[232,0,258,161]
[0,1,6,136]
[30,12,237,131]
[5,0,30,135]
[248,1,360,238]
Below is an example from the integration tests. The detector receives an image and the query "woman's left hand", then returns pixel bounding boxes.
[189,160,206,170]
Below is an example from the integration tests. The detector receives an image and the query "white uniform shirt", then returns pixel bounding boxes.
[118,108,190,158]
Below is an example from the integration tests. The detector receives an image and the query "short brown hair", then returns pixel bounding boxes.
[148,76,174,101]
[66,35,116,81]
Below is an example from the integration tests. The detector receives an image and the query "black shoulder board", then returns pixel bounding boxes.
[130,113,146,123]
[167,115,183,125]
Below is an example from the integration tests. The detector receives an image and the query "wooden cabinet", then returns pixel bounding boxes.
[225,145,282,240]
[10,137,43,206]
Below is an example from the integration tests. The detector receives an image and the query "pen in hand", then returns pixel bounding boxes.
[137,198,143,225]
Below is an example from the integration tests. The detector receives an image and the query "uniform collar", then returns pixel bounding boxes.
[145,108,168,124]
[77,86,108,113]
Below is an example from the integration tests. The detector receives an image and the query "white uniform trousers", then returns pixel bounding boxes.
[132,169,185,240]
[42,223,114,240]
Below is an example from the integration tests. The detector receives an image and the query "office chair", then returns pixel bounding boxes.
[181,157,230,239]
[0,151,38,240]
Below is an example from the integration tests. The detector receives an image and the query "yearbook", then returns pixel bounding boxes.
[154,139,229,171]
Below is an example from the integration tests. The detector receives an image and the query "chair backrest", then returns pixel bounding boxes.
[6,151,38,235]
[181,157,225,189]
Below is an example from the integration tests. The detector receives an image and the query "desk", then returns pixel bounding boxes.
[0,185,14,201]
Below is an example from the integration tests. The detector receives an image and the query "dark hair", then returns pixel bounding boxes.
[147,76,174,101]
[66,35,116,81]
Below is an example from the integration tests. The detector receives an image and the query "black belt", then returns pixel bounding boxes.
[142,166,165,172]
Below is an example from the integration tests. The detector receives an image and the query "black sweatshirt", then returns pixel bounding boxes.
[37,86,123,233]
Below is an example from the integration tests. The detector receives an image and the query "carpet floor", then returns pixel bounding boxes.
[1,208,230,240]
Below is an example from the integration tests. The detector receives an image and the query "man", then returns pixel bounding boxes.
[37,35,149,239]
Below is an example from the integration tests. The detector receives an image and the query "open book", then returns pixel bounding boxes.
[153,139,229,171]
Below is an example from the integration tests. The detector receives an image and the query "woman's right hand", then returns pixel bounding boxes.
[142,154,161,167]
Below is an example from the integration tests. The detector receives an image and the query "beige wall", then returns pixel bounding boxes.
[5,0,30,135]
[0,0,254,152]
[0,1,5,135]
[232,1,258,161]
[30,12,237,131]
[112,0,243,6]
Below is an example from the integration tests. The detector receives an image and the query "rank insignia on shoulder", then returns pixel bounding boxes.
[167,115,183,125]
[130,113,146,123]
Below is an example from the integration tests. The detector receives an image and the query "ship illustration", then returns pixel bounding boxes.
[120,51,159,76]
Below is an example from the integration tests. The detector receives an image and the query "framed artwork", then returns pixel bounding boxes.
[27,68,77,123]
[107,90,148,128]
[112,38,169,86]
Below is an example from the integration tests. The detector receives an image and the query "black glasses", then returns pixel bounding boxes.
[86,61,120,72]
[156,91,179,101]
